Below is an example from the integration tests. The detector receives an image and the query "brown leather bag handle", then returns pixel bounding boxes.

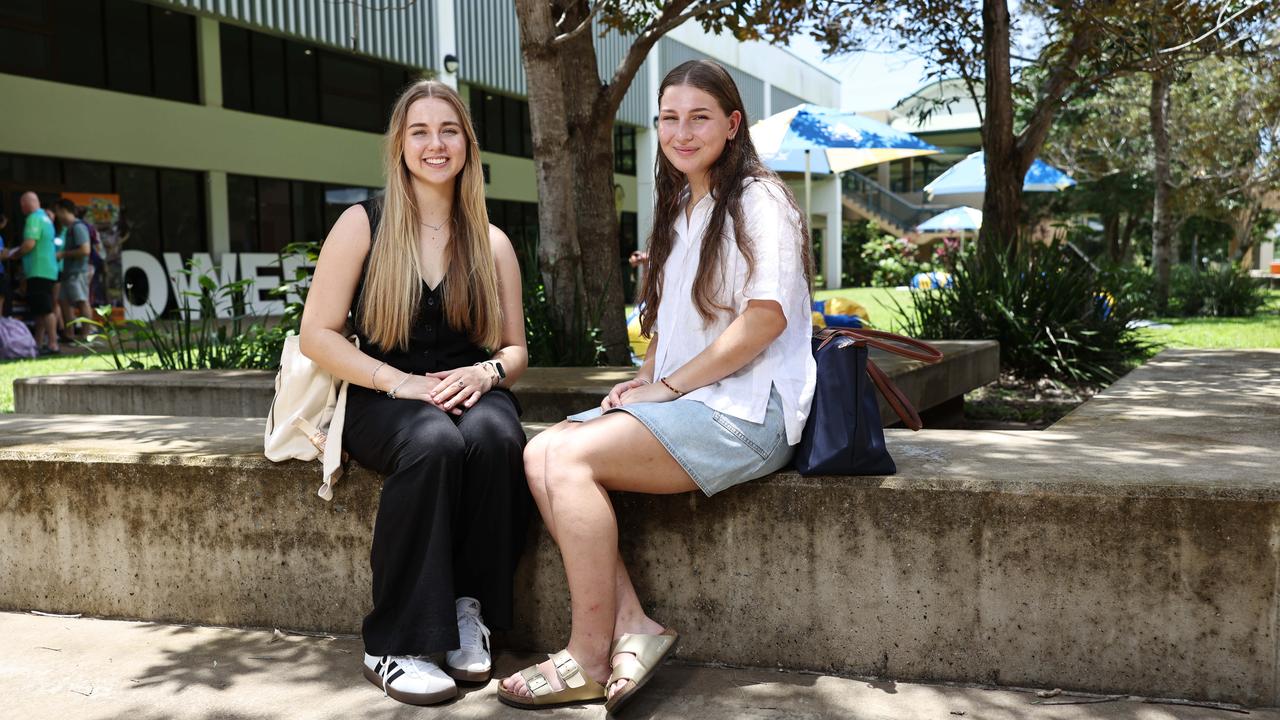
[817,327,944,364]
[814,327,943,431]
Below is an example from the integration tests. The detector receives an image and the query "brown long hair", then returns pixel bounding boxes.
[639,60,811,336]
[360,80,502,351]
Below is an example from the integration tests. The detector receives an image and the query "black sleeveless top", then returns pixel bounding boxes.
[350,199,492,376]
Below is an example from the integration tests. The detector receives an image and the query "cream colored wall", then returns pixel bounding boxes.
[479,150,639,213]
[0,74,639,216]
[0,73,385,186]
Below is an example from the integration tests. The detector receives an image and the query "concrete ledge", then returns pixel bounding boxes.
[13,340,999,425]
[1,350,1277,705]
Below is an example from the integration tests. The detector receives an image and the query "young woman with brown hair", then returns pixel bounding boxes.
[299,80,530,707]
[498,59,816,714]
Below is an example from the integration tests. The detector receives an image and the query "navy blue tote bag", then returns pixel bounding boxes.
[794,328,943,476]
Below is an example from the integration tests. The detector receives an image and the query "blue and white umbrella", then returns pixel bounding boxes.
[923,151,1077,200]
[916,206,983,232]
[753,104,941,174]
[752,103,941,219]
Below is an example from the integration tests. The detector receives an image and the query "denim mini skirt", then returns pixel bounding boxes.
[566,386,794,496]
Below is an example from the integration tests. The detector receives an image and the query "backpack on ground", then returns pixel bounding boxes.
[0,317,38,359]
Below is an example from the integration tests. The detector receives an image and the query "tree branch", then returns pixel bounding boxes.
[552,1,601,48]
[596,0,731,125]
[1161,0,1265,54]
[1015,23,1099,172]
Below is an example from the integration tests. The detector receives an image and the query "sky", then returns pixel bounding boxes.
[785,35,934,113]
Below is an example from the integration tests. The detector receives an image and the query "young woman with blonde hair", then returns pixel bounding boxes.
[499,59,816,714]
[300,79,530,706]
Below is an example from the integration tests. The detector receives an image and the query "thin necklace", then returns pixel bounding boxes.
[420,217,448,231]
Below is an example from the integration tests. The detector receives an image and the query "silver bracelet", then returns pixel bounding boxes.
[387,373,411,399]
[371,361,388,391]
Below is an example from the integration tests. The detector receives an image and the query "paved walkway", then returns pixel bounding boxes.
[2,612,1272,720]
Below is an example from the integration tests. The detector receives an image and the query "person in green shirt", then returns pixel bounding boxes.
[6,192,60,353]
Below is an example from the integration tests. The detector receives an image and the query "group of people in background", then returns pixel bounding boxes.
[0,192,126,356]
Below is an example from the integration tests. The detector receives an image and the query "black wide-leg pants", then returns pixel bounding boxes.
[343,386,530,656]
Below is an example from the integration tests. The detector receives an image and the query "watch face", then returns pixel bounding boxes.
[493,361,506,378]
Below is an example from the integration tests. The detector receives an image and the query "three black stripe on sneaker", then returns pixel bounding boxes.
[375,657,406,684]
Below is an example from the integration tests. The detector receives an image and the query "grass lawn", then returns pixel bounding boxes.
[813,286,915,330]
[1139,290,1280,349]
[0,351,153,414]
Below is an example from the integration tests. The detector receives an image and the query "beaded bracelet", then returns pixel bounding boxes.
[659,377,685,397]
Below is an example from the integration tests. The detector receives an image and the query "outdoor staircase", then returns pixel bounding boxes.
[842,170,951,237]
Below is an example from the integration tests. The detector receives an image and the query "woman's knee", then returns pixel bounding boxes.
[541,429,598,503]
[391,422,466,473]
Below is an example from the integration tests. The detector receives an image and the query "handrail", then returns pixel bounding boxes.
[842,171,951,231]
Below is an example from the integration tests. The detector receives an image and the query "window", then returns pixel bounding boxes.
[251,32,288,118]
[911,157,949,191]
[0,0,196,103]
[0,152,206,313]
[614,126,637,176]
[227,174,380,253]
[150,7,198,103]
[221,25,413,133]
[470,87,534,158]
[889,160,908,194]
[486,199,540,262]
[159,170,204,255]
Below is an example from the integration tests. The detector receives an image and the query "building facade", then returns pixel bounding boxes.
[0,0,839,314]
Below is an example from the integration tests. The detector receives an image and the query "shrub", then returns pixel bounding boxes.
[899,240,1152,384]
[840,222,940,288]
[1096,262,1158,318]
[1170,264,1267,317]
[76,246,314,371]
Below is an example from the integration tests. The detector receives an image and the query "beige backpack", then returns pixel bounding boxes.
[263,335,356,501]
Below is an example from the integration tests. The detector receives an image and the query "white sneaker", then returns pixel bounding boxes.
[445,597,492,682]
[362,652,457,705]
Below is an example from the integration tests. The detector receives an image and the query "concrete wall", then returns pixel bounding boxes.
[2,349,1276,705]
[0,422,1274,706]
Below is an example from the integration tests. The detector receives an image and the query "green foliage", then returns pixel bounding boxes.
[75,246,315,371]
[1095,261,1158,318]
[841,223,936,288]
[899,240,1152,384]
[516,240,605,367]
[1169,264,1268,318]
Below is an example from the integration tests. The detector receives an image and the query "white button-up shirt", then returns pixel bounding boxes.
[651,178,817,445]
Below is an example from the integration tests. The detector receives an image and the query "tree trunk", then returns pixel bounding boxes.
[515,0,587,360]
[1104,213,1121,263]
[978,0,1021,250]
[1149,68,1174,311]
[556,11,630,364]
[1120,213,1138,264]
[1229,201,1261,263]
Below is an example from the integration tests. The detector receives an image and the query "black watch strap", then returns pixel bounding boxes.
[491,360,506,379]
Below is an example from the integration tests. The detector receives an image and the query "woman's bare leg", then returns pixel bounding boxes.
[503,413,694,698]
[526,423,665,639]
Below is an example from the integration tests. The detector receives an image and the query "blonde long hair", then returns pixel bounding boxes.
[360,80,502,351]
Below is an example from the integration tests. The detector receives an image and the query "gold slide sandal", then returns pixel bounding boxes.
[496,649,607,710]
[604,628,680,716]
